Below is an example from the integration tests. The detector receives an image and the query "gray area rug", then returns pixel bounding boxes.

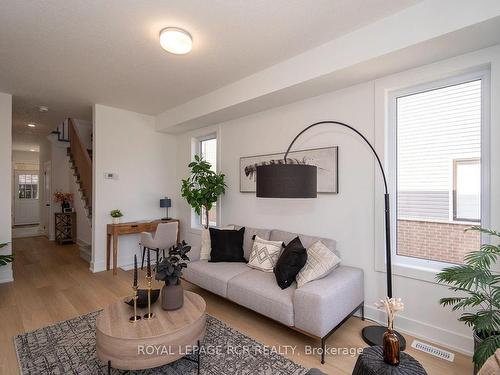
[14,311,312,375]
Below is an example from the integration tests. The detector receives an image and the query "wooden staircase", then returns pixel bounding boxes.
[56,118,93,220]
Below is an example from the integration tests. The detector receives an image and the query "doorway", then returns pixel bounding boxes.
[13,169,39,225]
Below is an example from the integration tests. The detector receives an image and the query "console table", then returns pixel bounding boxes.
[106,219,180,275]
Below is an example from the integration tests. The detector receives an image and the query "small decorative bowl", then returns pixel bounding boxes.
[125,289,160,308]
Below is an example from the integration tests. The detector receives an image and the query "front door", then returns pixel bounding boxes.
[14,170,40,225]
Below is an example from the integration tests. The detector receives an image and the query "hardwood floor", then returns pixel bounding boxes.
[0,236,473,374]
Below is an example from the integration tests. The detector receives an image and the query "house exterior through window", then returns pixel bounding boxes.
[199,136,217,228]
[395,78,483,265]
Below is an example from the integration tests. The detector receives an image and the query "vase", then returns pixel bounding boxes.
[61,201,70,211]
[383,329,400,366]
[112,217,121,224]
[161,281,184,310]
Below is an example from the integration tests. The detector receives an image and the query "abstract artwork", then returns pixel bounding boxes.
[240,146,338,193]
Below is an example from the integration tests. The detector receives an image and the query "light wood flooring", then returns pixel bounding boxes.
[0,236,473,374]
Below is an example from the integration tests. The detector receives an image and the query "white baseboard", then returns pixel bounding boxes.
[364,305,473,356]
[0,266,13,283]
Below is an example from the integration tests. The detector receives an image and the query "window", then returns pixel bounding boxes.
[453,158,480,222]
[394,78,484,266]
[198,136,217,228]
[18,174,39,199]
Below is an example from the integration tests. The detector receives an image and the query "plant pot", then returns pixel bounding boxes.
[112,217,121,224]
[383,329,400,366]
[161,281,184,310]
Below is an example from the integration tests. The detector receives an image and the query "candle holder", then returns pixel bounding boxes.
[143,275,155,319]
[129,285,142,323]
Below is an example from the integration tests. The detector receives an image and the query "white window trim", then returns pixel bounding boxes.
[189,131,221,232]
[375,68,491,284]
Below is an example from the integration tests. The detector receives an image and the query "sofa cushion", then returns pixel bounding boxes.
[270,229,338,257]
[274,236,307,289]
[232,225,272,260]
[182,260,250,297]
[209,227,246,263]
[227,269,296,326]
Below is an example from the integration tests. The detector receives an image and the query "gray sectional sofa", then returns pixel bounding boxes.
[183,225,365,363]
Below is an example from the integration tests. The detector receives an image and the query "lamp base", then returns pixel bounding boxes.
[362,325,406,350]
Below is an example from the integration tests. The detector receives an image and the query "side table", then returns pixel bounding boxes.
[353,346,427,375]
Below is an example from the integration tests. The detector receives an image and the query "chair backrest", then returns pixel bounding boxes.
[154,222,178,250]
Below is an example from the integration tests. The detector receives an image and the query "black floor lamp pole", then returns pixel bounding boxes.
[282,121,404,349]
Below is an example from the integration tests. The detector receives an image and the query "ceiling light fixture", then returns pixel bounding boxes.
[39,106,49,112]
[28,123,36,128]
[159,27,192,55]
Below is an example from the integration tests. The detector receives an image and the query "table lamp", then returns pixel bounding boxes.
[160,197,171,220]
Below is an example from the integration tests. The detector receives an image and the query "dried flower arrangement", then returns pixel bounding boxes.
[375,297,405,331]
[53,191,73,203]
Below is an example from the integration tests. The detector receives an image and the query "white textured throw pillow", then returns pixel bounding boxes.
[247,235,283,272]
[199,225,235,260]
[296,241,341,288]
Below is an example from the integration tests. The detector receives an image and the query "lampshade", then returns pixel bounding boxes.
[160,198,171,208]
[256,164,317,198]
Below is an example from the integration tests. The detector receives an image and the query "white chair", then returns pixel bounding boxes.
[140,222,178,269]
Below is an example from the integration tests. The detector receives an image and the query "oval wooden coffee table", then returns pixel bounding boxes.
[96,291,206,372]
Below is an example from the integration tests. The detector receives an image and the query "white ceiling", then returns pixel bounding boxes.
[0,0,420,150]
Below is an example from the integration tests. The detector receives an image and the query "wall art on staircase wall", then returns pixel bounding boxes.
[239,146,338,193]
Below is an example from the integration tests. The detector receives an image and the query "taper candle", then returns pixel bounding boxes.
[147,249,151,277]
[133,254,138,287]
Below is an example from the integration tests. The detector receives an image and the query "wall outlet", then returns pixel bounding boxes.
[104,172,118,180]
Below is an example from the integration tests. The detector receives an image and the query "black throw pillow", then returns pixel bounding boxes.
[274,236,307,289]
[209,227,246,262]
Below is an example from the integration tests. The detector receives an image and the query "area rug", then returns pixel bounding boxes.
[14,311,311,375]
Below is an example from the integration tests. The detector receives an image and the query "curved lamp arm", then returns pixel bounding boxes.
[283,120,388,195]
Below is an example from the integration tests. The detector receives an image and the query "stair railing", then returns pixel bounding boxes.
[68,118,92,209]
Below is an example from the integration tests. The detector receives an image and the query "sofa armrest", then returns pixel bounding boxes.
[293,265,364,338]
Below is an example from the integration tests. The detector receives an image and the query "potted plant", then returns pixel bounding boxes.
[110,209,123,224]
[436,226,500,372]
[181,155,226,251]
[0,243,13,267]
[53,191,73,211]
[155,241,191,310]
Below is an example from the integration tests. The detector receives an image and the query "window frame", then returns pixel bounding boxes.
[381,69,491,282]
[189,132,220,230]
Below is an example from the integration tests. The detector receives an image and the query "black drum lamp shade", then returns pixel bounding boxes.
[256,164,317,198]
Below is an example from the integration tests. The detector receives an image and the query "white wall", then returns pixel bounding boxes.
[92,104,177,272]
[0,92,13,283]
[173,45,500,355]
[12,150,39,164]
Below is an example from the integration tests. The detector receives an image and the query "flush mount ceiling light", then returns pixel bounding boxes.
[38,106,49,112]
[159,27,192,55]
[27,123,36,128]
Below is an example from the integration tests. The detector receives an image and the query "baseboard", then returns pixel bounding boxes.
[363,305,473,356]
[90,258,140,273]
[0,266,13,284]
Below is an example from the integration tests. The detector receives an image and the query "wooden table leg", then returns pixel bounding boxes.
[106,234,111,271]
[112,234,118,275]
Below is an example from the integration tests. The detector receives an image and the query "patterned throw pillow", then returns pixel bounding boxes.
[247,235,284,272]
[296,241,341,288]
[200,225,235,260]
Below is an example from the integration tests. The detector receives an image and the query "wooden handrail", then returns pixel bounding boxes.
[68,118,92,208]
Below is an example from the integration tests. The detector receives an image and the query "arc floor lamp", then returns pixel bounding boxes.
[256,120,405,349]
